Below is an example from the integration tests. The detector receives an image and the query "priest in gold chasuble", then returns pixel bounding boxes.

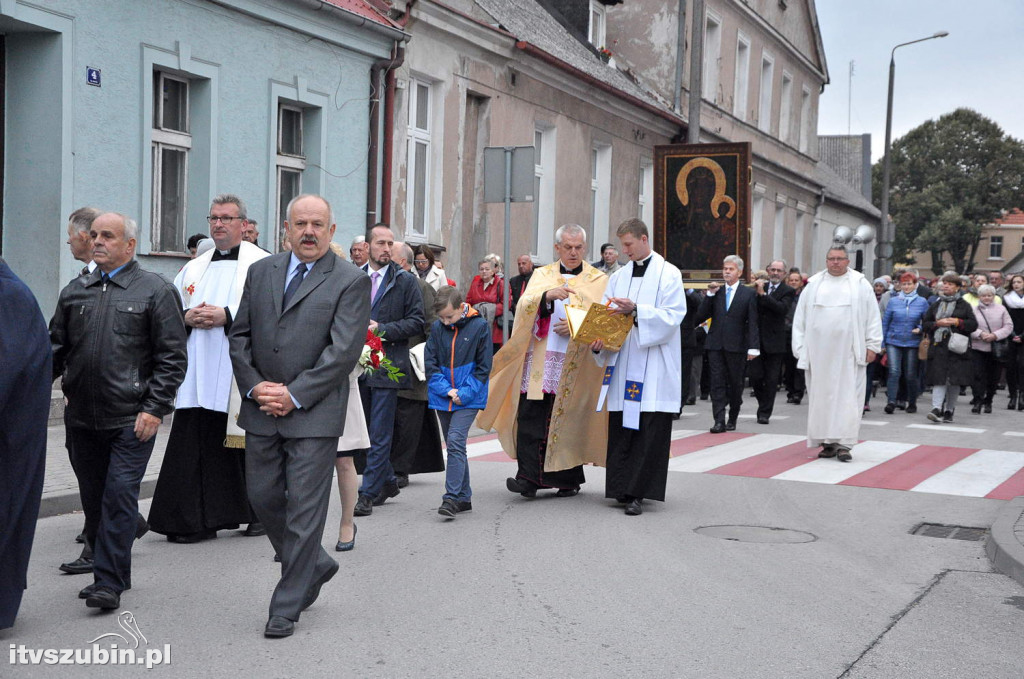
[476,225,609,497]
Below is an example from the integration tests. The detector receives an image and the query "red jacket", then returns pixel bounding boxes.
[465,275,505,345]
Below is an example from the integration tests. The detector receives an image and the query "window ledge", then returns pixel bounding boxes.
[144,251,191,259]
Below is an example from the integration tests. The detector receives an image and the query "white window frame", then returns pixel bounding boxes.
[773,199,786,260]
[274,103,307,247]
[590,143,612,260]
[794,211,806,270]
[406,78,433,239]
[703,11,722,104]
[750,189,765,270]
[588,1,607,48]
[799,85,812,153]
[779,71,793,144]
[990,235,1004,259]
[533,124,556,257]
[638,158,654,226]
[277,104,305,160]
[758,52,775,133]
[151,72,192,253]
[734,34,751,121]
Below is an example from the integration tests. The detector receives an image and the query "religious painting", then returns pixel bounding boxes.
[654,142,751,283]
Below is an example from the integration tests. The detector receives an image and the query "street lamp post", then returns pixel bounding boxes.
[876,31,949,277]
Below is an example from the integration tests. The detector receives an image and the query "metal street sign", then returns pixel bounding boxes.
[483,146,535,203]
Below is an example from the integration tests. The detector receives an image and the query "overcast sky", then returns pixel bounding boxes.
[815,0,1024,163]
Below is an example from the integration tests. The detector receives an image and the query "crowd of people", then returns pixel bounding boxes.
[3,199,1023,638]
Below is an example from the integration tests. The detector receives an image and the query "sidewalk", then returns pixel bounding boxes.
[986,495,1024,588]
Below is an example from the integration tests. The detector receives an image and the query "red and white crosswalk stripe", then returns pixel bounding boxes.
[465,430,1024,500]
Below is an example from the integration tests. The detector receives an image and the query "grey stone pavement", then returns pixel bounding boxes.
[9,391,1024,677]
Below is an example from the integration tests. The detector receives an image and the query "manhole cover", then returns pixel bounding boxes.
[694,525,817,544]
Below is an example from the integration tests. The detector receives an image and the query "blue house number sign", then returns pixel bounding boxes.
[87,67,101,87]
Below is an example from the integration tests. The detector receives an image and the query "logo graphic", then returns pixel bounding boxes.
[9,611,170,668]
[89,611,148,648]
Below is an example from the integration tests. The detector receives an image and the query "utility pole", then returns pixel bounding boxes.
[847,60,854,136]
[686,0,704,144]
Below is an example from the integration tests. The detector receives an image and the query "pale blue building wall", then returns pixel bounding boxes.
[1,0,400,314]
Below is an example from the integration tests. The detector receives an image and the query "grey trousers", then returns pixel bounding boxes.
[246,432,338,621]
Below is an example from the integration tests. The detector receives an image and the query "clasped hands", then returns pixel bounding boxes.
[252,381,296,417]
[185,302,227,330]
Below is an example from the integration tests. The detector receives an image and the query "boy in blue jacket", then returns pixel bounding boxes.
[425,287,492,518]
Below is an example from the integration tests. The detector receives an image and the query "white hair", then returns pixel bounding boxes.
[724,254,744,272]
[978,284,996,297]
[555,223,587,244]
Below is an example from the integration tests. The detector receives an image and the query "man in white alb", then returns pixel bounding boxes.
[791,245,882,462]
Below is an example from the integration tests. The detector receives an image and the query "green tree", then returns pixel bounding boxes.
[872,108,1024,273]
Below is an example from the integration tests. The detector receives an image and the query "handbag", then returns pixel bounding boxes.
[981,311,1010,362]
[917,335,930,361]
[948,332,969,355]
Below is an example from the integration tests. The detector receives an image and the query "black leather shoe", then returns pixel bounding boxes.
[615,496,629,504]
[710,422,726,434]
[506,477,537,498]
[836,447,853,463]
[135,515,149,540]
[457,501,473,512]
[725,421,737,431]
[335,524,357,552]
[438,499,459,519]
[354,495,373,516]
[302,560,339,610]
[85,587,120,610]
[625,498,643,516]
[555,487,580,497]
[244,522,267,537]
[971,404,982,414]
[818,445,837,458]
[80,581,131,599]
[983,403,992,414]
[60,556,94,575]
[396,474,410,489]
[264,615,295,638]
[169,529,217,544]
[372,481,401,506]
[75,531,86,544]
[756,416,770,425]
[273,553,281,563]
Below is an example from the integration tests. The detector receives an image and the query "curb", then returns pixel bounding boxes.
[38,479,158,521]
[985,495,1024,588]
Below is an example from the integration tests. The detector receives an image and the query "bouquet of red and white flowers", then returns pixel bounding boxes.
[360,328,403,382]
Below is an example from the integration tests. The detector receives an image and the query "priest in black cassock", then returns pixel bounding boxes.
[148,195,270,543]
[591,219,686,516]
[0,258,51,629]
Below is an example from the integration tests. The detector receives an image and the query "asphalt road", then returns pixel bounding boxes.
[6,393,1024,677]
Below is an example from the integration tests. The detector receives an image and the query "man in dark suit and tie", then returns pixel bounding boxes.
[696,255,760,433]
[354,223,425,516]
[753,259,796,424]
[229,194,370,638]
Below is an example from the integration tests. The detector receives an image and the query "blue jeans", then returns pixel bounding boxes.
[886,344,920,406]
[358,386,398,498]
[437,408,476,502]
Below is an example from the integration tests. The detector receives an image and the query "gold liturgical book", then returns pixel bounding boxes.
[565,302,633,351]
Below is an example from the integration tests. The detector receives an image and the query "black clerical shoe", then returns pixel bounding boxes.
[555,487,580,498]
[505,477,537,498]
[169,529,217,544]
[756,416,770,425]
[710,422,726,434]
[335,524,357,552]
[79,581,130,599]
[354,495,374,516]
[818,445,837,459]
[85,587,120,610]
[372,480,401,506]
[75,530,86,544]
[836,447,853,463]
[244,522,267,537]
[264,615,295,638]
[302,561,339,611]
[59,556,94,575]
[625,498,643,516]
[725,420,737,431]
[396,473,410,489]
[273,553,281,563]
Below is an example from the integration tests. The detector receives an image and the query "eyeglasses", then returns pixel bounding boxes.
[207,216,241,224]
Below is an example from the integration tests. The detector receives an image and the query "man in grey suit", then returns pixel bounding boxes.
[229,194,370,638]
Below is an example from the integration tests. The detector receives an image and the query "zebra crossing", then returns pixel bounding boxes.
[465,430,1024,500]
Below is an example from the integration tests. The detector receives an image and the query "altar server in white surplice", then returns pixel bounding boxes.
[791,245,882,463]
[591,219,686,517]
[148,195,271,543]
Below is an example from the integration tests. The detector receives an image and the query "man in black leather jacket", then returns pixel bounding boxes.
[49,212,187,611]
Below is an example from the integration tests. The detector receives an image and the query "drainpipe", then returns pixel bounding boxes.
[366,1,414,230]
